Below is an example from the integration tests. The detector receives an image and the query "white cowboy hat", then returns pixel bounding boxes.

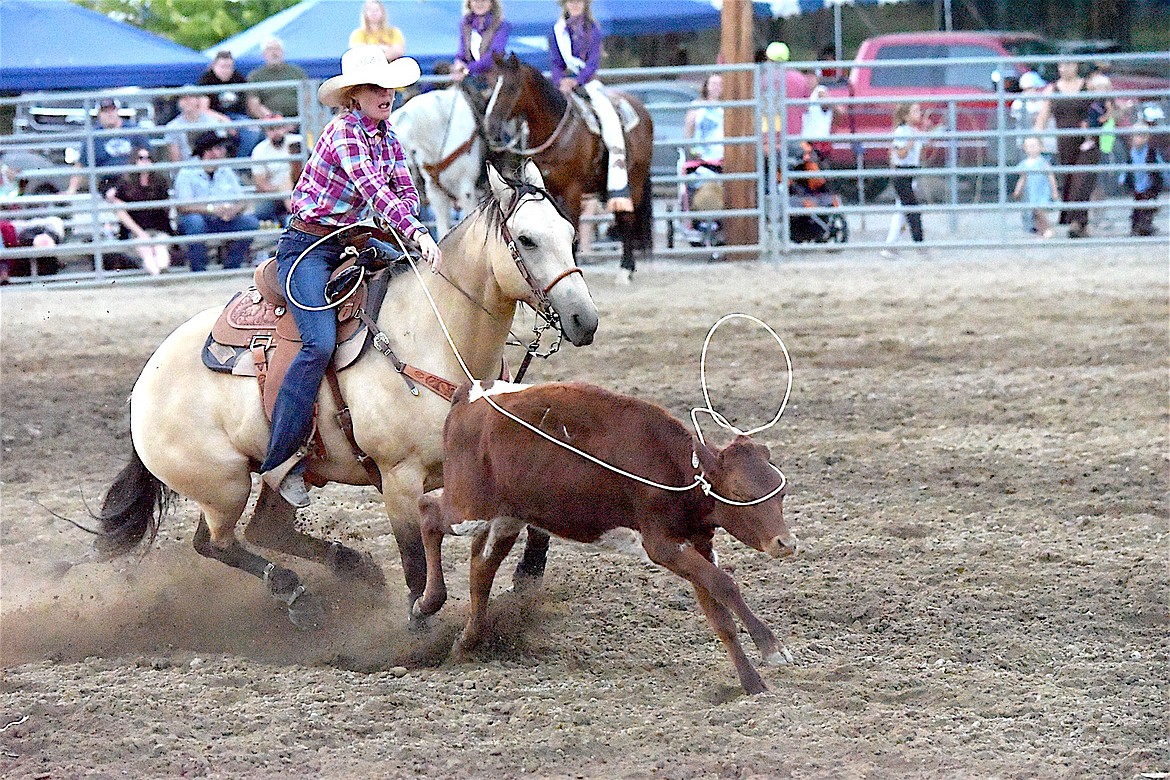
[318,45,421,108]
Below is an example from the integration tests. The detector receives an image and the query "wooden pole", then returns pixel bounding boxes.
[720,0,758,254]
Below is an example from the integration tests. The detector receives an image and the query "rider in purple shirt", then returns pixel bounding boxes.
[452,0,511,89]
[548,0,631,214]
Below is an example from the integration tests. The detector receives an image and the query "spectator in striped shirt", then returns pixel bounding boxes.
[259,45,440,509]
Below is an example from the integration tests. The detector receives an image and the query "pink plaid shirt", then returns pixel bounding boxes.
[292,110,425,238]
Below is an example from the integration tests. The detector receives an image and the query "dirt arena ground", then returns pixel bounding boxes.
[1,246,1167,779]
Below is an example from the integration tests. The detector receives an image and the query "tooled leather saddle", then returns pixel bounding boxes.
[202,255,377,419]
[202,239,407,490]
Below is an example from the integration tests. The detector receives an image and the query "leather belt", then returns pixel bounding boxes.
[291,217,343,238]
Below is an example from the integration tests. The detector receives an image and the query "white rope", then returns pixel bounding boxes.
[691,312,793,445]
[283,222,370,313]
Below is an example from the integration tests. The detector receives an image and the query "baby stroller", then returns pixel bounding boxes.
[671,151,725,248]
[785,141,848,244]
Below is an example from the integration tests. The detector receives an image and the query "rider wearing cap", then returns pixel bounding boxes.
[260,45,442,508]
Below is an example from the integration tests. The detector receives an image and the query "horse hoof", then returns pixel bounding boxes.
[412,592,445,619]
[510,573,544,596]
[287,591,325,631]
[765,646,794,666]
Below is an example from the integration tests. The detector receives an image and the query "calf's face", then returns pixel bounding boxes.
[709,436,797,559]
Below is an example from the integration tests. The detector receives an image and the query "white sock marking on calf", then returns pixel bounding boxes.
[467,380,530,404]
[482,517,526,560]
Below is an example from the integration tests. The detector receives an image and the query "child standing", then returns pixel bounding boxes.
[883,102,938,257]
[1013,136,1060,239]
[1120,121,1165,236]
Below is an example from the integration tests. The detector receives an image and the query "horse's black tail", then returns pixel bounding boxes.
[95,443,172,557]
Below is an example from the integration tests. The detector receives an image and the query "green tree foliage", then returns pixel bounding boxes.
[77,0,300,52]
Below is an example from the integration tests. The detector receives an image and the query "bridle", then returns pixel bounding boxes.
[492,179,583,326]
[484,70,574,157]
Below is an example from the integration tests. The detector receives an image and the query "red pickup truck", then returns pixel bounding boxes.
[813,31,1169,198]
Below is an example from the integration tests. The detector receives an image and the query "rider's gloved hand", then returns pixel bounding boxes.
[417,231,442,273]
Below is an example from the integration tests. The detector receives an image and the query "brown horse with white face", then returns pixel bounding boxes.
[95,162,598,628]
[484,53,654,276]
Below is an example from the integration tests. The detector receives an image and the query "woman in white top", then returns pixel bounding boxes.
[683,74,724,165]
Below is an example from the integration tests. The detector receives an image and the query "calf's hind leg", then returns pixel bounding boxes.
[451,519,524,660]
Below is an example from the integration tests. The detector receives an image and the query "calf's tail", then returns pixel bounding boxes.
[95,443,172,557]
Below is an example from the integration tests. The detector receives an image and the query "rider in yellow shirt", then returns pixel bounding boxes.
[349,0,405,61]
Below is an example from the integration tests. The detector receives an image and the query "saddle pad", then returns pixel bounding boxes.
[569,91,642,137]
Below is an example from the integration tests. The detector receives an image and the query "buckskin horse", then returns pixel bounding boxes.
[484,53,654,275]
[96,162,598,628]
[391,86,485,238]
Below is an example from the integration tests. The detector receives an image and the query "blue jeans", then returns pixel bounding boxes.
[178,212,260,271]
[259,228,343,474]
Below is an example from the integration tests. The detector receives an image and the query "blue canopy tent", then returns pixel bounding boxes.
[501,0,722,37]
[208,0,725,79]
[0,0,210,91]
[208,0,548,80]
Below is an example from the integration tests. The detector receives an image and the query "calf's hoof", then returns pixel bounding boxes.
[764,646,794,666]
[411,587,447,619]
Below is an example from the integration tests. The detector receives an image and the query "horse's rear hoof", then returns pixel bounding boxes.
[510,572,544,597]
[287,591,325,631]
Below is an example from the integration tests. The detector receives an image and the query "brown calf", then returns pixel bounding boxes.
[417,380,798,694]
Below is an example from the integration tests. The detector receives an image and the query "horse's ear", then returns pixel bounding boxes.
[486,163,512,207]
[507,52,519,67]
[493,50,505,66]
[520,159,546,189]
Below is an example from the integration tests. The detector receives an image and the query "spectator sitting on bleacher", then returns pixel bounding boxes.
[250,116,301,227]
[106,147,174,275]
[247,38,309,121]
[174,131,259,272]
[166,87,232,162]
[198,50,263,156]
[66,98,148,194]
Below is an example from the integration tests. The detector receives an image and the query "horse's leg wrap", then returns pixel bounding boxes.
[262,562,324,631]
[192,517,323,630]
[512,526,550,594]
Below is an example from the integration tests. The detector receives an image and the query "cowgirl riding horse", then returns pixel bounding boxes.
[260,45,443,508]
